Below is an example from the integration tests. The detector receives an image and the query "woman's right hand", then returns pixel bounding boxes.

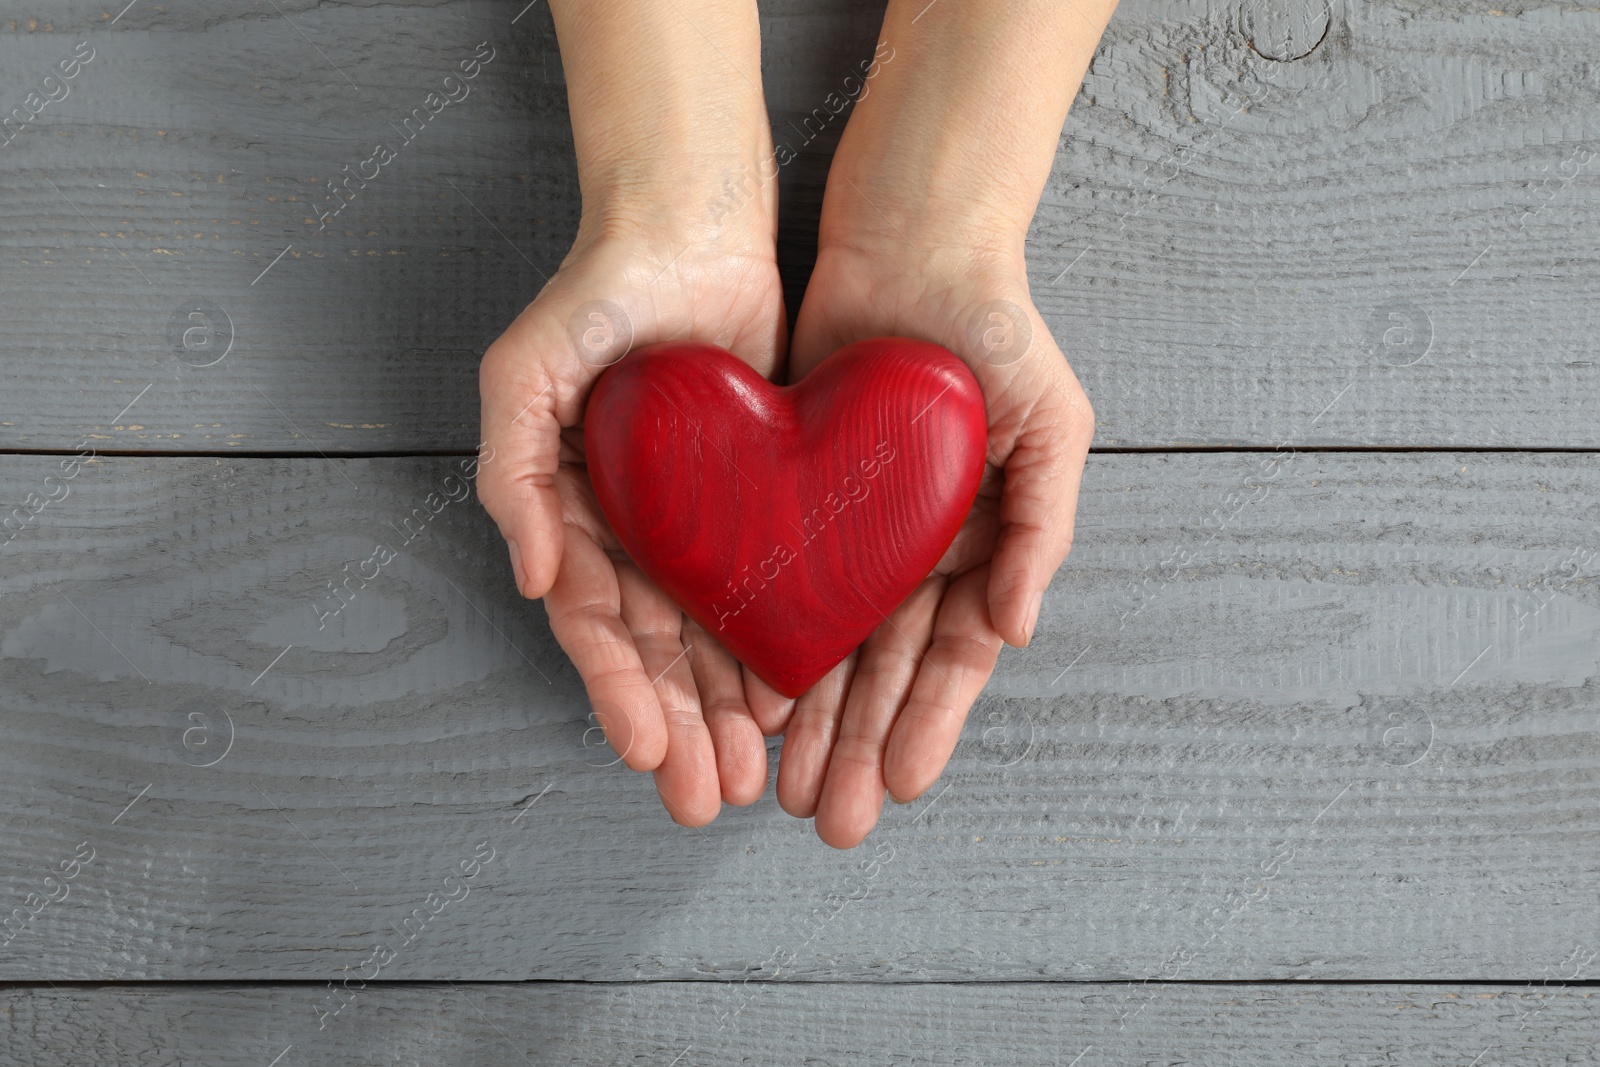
[478,221,788,827]
[477,0,785,826]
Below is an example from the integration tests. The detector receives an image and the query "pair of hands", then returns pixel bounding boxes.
[476,0,1109,849]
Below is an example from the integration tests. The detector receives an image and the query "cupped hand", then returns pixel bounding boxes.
[773,238,1095,848]
[477,223,786,827]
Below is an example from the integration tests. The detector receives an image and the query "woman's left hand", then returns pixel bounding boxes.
[770,236,1095,849]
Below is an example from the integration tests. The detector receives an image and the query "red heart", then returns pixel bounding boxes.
[584,337,988,697]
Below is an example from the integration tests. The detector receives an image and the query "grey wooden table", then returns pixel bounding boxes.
[2,0,1597,1063]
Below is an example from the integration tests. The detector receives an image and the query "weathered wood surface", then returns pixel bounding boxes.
[4,982,1598,1065]
[3,0,1598,451]
[2,452,1595,981]
[1052,0,1600,449]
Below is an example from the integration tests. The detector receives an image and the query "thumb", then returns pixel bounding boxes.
[477,294,635,599]
[982,342,1096,647]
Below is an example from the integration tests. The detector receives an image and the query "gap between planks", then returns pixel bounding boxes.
[4,445,1600,460]
[5,980,1600,989]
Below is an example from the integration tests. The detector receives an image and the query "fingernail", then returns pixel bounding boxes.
[506,540,528,595]
[1022,590,1043,645]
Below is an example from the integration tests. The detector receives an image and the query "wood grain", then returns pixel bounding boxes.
[4,982,1598,1065]
[1046,0,1600,447]
[1,452,1595,981]
[2,0,1597,451]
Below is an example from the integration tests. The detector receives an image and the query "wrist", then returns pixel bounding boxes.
[813,0,1117,275]
[573,146,778,261]
[552,0,776,259]
[811,50,1039,272]
[814,168,1031,279]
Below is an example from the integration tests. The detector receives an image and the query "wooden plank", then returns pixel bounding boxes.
[3,1,1598,450]
[0,0,574,454]
[4,982,1597,1065]
[0,0,884,453]
[1044,0,1600,448]
[1,452,1596,980]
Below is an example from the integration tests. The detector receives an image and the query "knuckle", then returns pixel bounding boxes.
[479,336,519,378]
[473,472,515,520]
[584,663,650,702]
[854,643,913,682]
[932,631,1002,671]
[830,735,883,774]
[1078,392,1097,431]
[661,704,705,735]
[700,696,749,722]
[1057,381,1095,436]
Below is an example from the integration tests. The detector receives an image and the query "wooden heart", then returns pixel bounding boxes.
[583,337,988,697]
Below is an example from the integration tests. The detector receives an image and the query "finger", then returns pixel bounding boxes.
[542,523,669,772]
[883,566,1004,803]
[742,666,798,736]
[985,354,1095,647]
[774,653,856,819]
[478,341,565,598]
[616,565,720,828]
[813,579,944,850]
[685,621,767,806]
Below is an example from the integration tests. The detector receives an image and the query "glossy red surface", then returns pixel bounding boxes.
[584,337,989,697]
